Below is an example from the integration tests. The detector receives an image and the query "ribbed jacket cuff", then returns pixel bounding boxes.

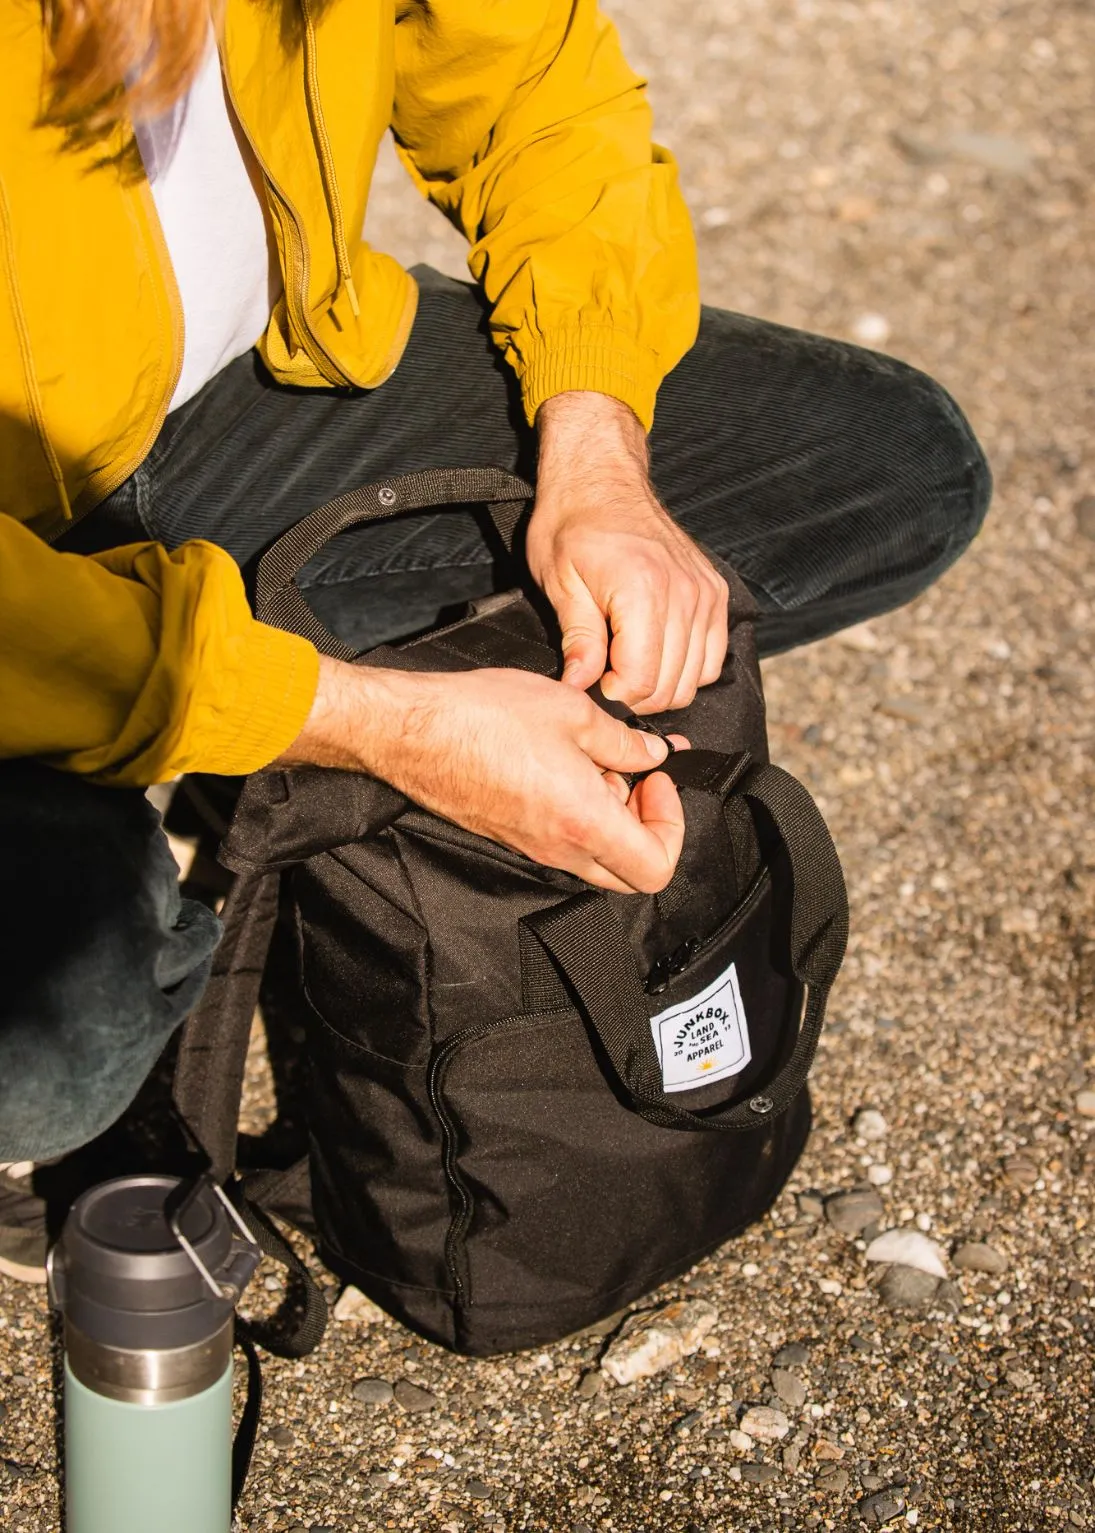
[201,621,320,776]
[517,326,662,432]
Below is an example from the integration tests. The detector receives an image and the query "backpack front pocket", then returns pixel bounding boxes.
[429,869,808,1355]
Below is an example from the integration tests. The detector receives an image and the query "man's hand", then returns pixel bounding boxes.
[528,391,729,713]
[275,657,688,894]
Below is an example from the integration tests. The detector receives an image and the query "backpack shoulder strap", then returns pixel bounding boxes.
[173,868,281,1184]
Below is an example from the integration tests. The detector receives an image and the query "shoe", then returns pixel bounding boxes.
[0,1164,48,1284]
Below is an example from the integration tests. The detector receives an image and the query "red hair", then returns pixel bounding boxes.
[43,0,213,143]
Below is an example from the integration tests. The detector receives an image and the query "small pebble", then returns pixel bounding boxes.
[576,1370,603,1399]
[394,1380,439,1413]
[864,1229,948,1279]
[1000,1154,1039,1191]
[826,1187,885,1236]
[333,1285,387,1324]
[816,1466,850,1492]
[741,1462,779,1485]
[739,1405,791,1442]
[952,1242,1009,1274]
[1074,1091,1095,1119]
[741,1261,760,1277]
[351,1377,394,1407]
[812,1439,846,1462]
[932,1280,963,1316]
[878,1265,941,1312]
[852,1109,888,1142]
[269,1425,295,1448]
[600,1299,717,1385]
[730,1429,755,1452]
[771,1368,808,1409]
[867,1164,894,1187]
[858,1489,905,1524]
[772,1341,810,1369]
[818,1278,843,1296]
[467,1480,491,1499]
[796,1190,826,1221]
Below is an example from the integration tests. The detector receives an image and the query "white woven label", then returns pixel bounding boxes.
[650,961,751,1093]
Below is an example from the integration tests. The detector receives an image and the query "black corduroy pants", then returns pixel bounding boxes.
[76,265,992,657]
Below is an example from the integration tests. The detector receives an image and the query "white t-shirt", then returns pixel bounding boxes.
[134,30,280,412]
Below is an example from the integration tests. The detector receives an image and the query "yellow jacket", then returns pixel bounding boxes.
[0,0,699,784]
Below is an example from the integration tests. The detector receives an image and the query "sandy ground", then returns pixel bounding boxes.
[2,0,1093,1529]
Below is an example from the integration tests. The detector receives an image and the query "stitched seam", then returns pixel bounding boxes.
[299,551,494,587]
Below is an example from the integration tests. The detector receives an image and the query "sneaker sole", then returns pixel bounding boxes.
[0,1253,47,1284]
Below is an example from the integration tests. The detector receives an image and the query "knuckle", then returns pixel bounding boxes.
[635,560,672,598]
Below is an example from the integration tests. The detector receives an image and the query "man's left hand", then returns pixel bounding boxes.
[527,391,729,713]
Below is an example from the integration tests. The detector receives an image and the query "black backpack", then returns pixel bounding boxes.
[174,467,848,1358]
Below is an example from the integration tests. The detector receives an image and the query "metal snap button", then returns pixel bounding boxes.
[377,486,397,506]
[748,1095,774,1115]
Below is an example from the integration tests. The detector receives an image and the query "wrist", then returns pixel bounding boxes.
[536,391,651,508]
[273,655,426,776]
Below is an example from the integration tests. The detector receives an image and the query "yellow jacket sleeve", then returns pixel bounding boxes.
[0,516,319,786]
[392,0,699,430]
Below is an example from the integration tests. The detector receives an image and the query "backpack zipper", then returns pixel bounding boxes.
[427,1010,567,1309]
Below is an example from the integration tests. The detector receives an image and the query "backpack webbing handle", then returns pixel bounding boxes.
[522,760,848,1133]
[255,466,533,659]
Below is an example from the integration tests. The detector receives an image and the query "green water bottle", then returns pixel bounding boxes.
[48,1174,260,1533]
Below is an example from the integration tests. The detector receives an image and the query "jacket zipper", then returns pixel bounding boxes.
[219,65,347,388]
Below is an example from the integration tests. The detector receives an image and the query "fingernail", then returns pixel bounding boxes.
[641,732,668,761]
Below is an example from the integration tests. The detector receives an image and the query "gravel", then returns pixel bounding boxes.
[864,1229,949,1278]
[3,0,1093,1530]
[858,1489,906,1524]
[770,1368,808,1409]
[825,1186,885,1236]
[739,1405,792,1443]
[771,1341,810,1369]
[392,1380,439,1413]
[878,1265,943,1312]
[852,1109,889,1142]
[952,1242,1010,1275]
[351,1378,395,1406]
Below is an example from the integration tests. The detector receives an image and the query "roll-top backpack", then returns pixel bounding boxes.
[174,466,848,1358]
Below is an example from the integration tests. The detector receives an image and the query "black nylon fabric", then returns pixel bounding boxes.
[175,467,849,1356]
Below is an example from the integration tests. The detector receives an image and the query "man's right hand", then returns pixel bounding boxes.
[273,656,687,894]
